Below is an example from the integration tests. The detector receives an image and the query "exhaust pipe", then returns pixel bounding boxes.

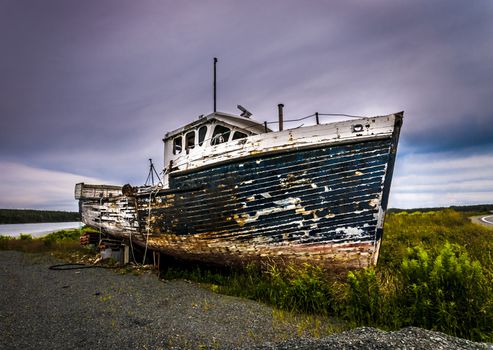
[278,104,284,131]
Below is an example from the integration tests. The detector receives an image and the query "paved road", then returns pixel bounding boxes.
[481,215,493,225]
[471,215,493,229]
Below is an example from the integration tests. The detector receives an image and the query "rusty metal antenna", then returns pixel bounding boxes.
[145,158,161,186]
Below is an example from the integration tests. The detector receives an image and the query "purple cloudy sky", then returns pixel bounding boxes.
[1,0,492,211]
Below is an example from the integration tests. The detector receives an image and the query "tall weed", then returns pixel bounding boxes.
[266,263,332,314]
[343,241,493,341]
[399,242,492,340]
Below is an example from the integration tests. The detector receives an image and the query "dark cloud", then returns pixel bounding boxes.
[0,0,492,209]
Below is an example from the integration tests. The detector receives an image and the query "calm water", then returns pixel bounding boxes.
[0,222,82,238]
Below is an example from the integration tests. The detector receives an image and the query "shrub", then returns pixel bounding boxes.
[42,229,80,243]
[266,263,333,314]
[344,268,383,325]
[380,210,493,271]
[399,242,493,341]
[0,228,84,254]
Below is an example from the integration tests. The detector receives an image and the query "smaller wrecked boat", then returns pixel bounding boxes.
[75,105,402,270]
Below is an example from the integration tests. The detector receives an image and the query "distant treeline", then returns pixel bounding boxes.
[389,204,493,214]
[0,209,80,224]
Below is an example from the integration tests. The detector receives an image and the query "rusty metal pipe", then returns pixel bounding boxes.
[278,104,284,131]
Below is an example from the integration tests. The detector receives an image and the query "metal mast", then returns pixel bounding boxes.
[213,57,218,113]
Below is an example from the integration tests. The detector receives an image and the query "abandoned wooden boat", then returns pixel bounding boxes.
[75,107,403,269]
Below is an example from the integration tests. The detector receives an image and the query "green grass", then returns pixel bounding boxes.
[380,209,493,271]
[0,226,97,261]
[161,209,493,342]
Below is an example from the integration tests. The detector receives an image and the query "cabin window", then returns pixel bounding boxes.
[232,131,248,140]
[211,125,231,145]
[185,131,195,151]
[173,136,182,154]
[198,126,207,146]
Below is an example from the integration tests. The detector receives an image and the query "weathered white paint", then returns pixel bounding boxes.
[160,113,399,188]
[335,226,365,238]
[75,183,122,199]
[234,197,302,224]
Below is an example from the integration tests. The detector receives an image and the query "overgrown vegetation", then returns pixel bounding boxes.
[0,208,80,224]
[0,227,95,262]
[380,209,493,273]
[162,209,493,342]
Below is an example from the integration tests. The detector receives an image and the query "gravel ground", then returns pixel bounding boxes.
[0,250,491,350]
[245,327,492,350]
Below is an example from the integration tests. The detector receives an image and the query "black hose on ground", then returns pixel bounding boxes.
[48,263,118,270]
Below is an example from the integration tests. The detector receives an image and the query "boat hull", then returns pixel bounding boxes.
[77,114,402,270]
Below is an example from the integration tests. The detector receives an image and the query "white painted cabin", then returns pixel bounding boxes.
[162,111,269,187]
